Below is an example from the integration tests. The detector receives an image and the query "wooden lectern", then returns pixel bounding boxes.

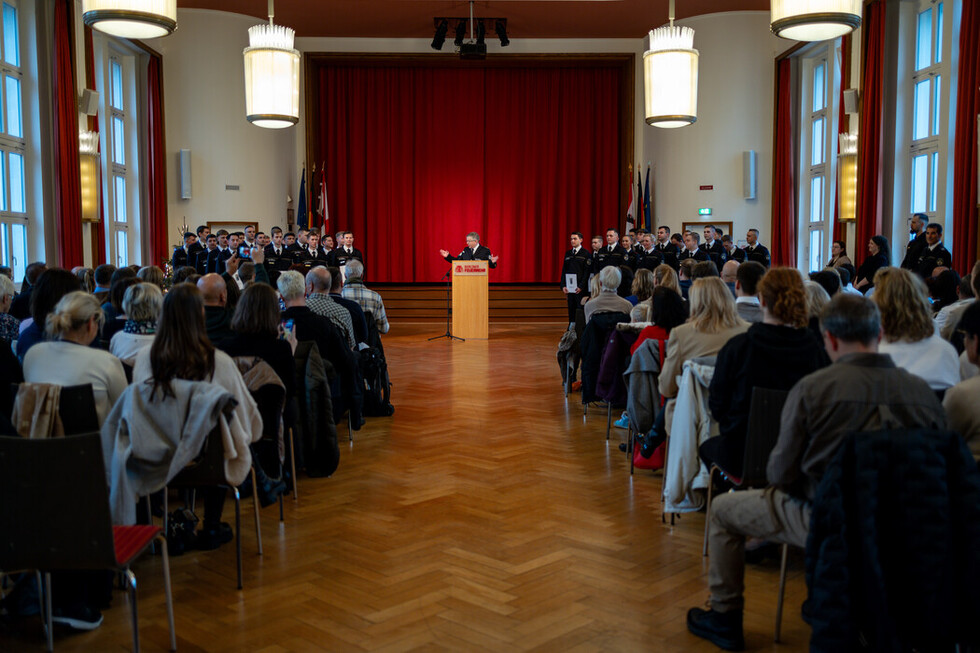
[451,260,489,339]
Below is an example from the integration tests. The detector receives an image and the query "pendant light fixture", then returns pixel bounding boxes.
[81,0,177,39]
[771,0,862,42]
[643,0,699,129]
[243,0,300,129]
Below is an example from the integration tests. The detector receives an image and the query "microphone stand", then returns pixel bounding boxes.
[428,266,464,341]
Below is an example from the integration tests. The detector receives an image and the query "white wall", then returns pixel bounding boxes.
[644,12,783,247]
[155,10,296,242]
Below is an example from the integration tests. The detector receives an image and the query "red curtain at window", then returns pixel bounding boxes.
[314,64,623,283]
[53,0,83,268]
[855,0,886,261]
[952,0,980,273]
[771,58,796,268]
[84,27,105,265]
[147,54,169,268]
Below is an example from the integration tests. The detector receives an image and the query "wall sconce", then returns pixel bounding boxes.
[837,132,857,221]
[79,130,101,223]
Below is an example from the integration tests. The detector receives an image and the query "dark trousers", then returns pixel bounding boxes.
[699,432,746,478]
[566,292,586,323]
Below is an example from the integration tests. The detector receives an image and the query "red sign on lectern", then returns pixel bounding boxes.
[454,263,488,276]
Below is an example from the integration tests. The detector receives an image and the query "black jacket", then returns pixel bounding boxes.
[560,247,592,291]
[744,243,771,268]
[913,243,953,279]
[444,245,496,269]
[805,428,980,652]
[328,247,365,270]
[900,232,928,270]
[218,332,296,401]
[594,244,629,271]
[580,311,629,404]
[856,253,889,288]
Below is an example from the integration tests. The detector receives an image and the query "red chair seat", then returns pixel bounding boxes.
[113,525,162,566]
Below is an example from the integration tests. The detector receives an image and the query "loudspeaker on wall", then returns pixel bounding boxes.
[843,89,859,114]
[742,150,757,200]
[178,149,191,200]
[79,89,100,116]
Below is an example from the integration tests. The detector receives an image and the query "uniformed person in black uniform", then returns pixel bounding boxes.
[913,222,953,279]
[294,230,330,269]
[328,231,365,269]
[595,228,629,271]
[196,234,219,274]
[719,234,746,264]
[634,234,665,272]
[171,232,197,270]
[560,231,592,324]
[214,230,233,275]
[900,213,929,270]
[744,229,771,268]
[263,229,292,285]
[654,226,679,270]
[699,225,725,266]
[678,232,710,264]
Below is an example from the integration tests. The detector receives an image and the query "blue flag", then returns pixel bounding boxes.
[297,168,308,229]
[643,166,652,231]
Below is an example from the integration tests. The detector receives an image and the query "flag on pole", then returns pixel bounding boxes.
[636,170,644,234]
[318,162,329,227]
[297,167,308,229]
[626,168,635,232]
[643,165,652,232]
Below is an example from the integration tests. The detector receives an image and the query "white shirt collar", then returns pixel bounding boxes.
[735,296,760,305]
[572,246,580,254]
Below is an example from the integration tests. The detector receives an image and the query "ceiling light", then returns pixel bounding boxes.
[432,18,449,50]
[243,0,300,129]
[495,20,509,47]
[771,0,862,41]
[643,0,699,129]
[81,0,177,39]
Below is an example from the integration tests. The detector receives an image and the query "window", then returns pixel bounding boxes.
[96,44,142,268]
[907,1,949,224]
[798,44,840,273]
[0,1,27,281]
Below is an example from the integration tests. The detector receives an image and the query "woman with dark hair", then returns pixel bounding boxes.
[631,287,688,354]
[928,269,961,314]
[132,283,262,549]
[701,268,829,477]
[16,269,82,360]
[827,240,852,268]
[100,277,140,344]
[854,235,890,291]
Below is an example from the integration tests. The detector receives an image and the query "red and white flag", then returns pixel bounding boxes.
[625,170,635,232]
[317,163,329,226]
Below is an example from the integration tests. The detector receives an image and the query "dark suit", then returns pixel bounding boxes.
[171,246,191,270]
[594,244,628,271]
[745,244,771,268]
[214,248,233,275]
[656,242,680,270]
[699,240,725,267]
[719,246,746,264]
[913,243,953,279]
[294,246,330,269]
[560,246,592,323]
[635,248,665,272]
[677,248,709,264]
[264,245,293,284]
[901,232,928,271]
[195,247,218,275]
[444,245,496,269]
[329,247,365,270]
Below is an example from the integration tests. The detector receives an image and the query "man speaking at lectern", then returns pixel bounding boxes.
[440,232,499,268]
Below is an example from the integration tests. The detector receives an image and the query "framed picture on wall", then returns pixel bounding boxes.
[681,221,734,240]
[207,221,258,235]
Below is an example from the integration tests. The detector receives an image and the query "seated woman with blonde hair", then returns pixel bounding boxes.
[23,291,127,426]
[873,267,960,392]
[633,264,682,323]
[109,282,163,364]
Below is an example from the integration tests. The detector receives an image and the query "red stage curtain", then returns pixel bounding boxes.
[53,0,83,268]
[314,64,623,283]
[952,0,980,273]
[855,0,886,260]
[147,55,169,268]
[84,27,105,265]
[771,58,796,268]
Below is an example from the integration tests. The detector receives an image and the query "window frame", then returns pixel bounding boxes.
[0,0,29,283]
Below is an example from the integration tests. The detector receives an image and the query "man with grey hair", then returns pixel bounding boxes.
[305,267,355,349]
[343,259,389,334]
[279,270,351,367]
[687,294,947,650]
[197,273,233,342]
[583,265,632,324]
[440,232,499,268]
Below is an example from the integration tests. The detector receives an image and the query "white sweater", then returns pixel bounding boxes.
[109,331,155,364]
[23,340,128,427]
[879,334,961,391]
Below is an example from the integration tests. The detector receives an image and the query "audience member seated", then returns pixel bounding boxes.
[827,239,852,269]
[172,265,197,285]
[584,266,633,324]
[132,283,262,550]
[809,269,841,297]
[616,265,634,298]
[101,267,136,315]
[0,273,19,345]
[342,259,390,334]
[839,263,862,295]
[92,263,114,305]
[804,280,831,342]
[678,259,696,300]
[327,265,368,346]
[692,260,720,279]
[632,287,688,355]
[137,265,166,291]
[720,261,739,296]
[16,268,82,361]
[109,283,162,364]
[305,267,356,349]
[687,294,948,650]
[23,291,127,426]
[941,261,979,342]
[701,268,829,478]
[74,267,95,293]
[100,276,139,345]
[734,262,766,324]
[198,273,234,343]
[9,261,47,320]
[627,268,655,318]
[874,267,960,392]
[928,268,961,314]
[943,301,980,462]
[854,235,890,292]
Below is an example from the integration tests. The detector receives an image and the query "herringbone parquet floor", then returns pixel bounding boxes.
[1,323,810,652]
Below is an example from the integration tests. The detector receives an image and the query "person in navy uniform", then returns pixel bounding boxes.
[213,230,233,274]
[700,225,725,266]
[900,213,929,271]
[295,230,330,269]
[595,228,629,271]
[328,231,365,269]
[744,229,771,268]
[635,233,665,272]
[913,222,953,279]
[560,231,592,324]
[719,234,746,264]
[172,232,198,270]
[263,228,291,284]
[678,232,710,263]
[196,234,219,274]
[654,225,679,270]
[440,232,498,268]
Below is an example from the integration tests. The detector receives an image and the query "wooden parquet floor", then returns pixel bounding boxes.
[1,323,810,652]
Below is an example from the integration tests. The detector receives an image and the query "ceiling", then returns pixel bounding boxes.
[179,1,769,39]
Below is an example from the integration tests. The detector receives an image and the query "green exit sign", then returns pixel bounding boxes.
[698,208,712,216]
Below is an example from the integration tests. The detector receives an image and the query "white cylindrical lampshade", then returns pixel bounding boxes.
[243,24,300,129]
[771,0,862,41]
[81,0,177,39]
[643,26,699,129]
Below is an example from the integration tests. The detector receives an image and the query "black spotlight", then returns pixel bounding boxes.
[495,19,509,47]
[431,18,449,50]
[476,19,486,46]
[454,20,467,47]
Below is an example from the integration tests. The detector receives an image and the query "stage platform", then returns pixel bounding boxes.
[372,283,567,322]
